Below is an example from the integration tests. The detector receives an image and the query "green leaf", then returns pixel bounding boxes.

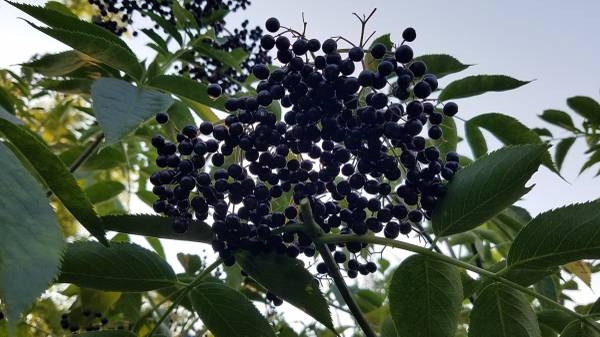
[554,137,576,171]
[439,75,530,101]
[236,252,334,331]
[72,331,137,337]
[168,100,196,129]
[144,11,182,45]
[141,28,169,54]
[567,96,600,125]
[539,110,578,132]
[507,202,600,270]
[414,54,471,78]
[91,78,173,146]
[464,113,556,172]
[193,42,248,71]
[101,214,214,243]
[0,142,65,324]
[84,181,125,204]
[432,145,545,237]
[148,75,226,111]
[537,311,574,334]
[145,236,165,259]
[188,282,276,337]
[0,117,107,244]
[580,150,600,174]
[0,106,22,125]
[44,1,77,17]
[8,1,132,52]
[40,78,93,94]
[22,50,89,76]
[465,119,488,158]
[469,283,541,337]
[381,315,399,337]
[560,320,600,337]
[57,241,177,291]
[25,23,143,79]
[533,128,553,137]
[389,254,463,337]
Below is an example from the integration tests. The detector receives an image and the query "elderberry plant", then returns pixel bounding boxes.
[2,2,600,337]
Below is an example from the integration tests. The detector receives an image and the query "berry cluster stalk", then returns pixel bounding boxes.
[299,199,377,337]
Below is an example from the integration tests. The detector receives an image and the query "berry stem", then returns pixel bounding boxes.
[69,133,105,173]
[318,234,600,333]
[147,258,223,337]
[299,199,378,337]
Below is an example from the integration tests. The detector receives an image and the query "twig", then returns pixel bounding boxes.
[69,133,105,173]
[299,199,377,337]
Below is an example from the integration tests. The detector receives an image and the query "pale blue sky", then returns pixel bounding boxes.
[1,0,599,319]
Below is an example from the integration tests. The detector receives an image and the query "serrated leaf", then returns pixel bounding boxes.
[236,252,334,331]
[432,145,545,237]
[193,42,248,71]
[439,75,530,101]
[580,150,600,174]
[22,50,89,76]
[92,78,173,146]
[539,110,578,132]
[26,23,142,79]
[508,202,600,270]
[389,254,463,337]
[0,142,65,324]
[567,96,600,125]
[414,54,471,78]
[148,75,227,111]
[468,283,541,337]
[555,137,576,171]
[464,113,556,173]
[101,214,213,243]
[40,78,93,94]
[84,181,125,204]
[8,1,132,52]
[0,117,107,244]
[58,241,177,291]
[188,282,276,337]
[560,320,600,337]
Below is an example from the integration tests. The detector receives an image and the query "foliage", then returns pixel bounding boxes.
[0,2,599,337]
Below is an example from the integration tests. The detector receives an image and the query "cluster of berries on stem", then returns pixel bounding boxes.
[149,13,460,280]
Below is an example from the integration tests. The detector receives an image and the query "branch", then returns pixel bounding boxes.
[317,234,600,333]
[69,133,105,173]
[147,258,223,337]
[299,199,377,337]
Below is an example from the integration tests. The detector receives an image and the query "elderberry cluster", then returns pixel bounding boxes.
[149,17,460,278]
[87,0,270,93]
[60,310,109,333]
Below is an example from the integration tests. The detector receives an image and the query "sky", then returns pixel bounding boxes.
[1,0,599,329]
